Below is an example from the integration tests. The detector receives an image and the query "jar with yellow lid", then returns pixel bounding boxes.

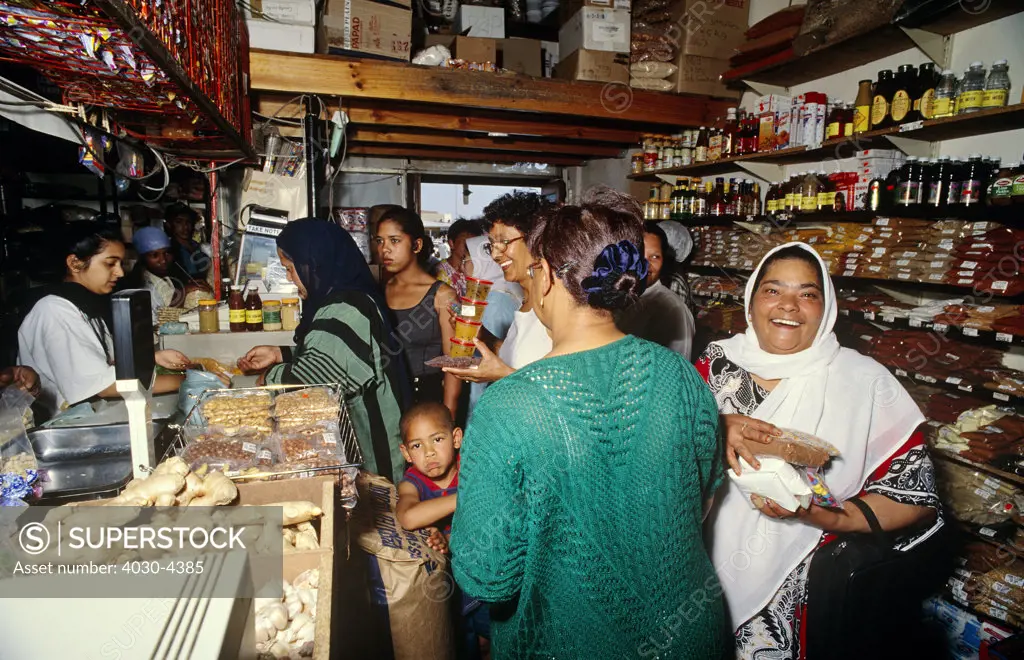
[263,300,283,331]
[198,299,220,334]
[281,298,300,332]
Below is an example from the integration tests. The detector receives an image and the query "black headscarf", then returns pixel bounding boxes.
[276,218,411,408]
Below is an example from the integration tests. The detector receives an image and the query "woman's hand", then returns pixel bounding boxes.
[723,414,781,474]
[155,349,191,371]
[751,494,810,520]
[425,527,449,554]
[443,339,514,383]
[0,366,40,396]
[238,346,283,373]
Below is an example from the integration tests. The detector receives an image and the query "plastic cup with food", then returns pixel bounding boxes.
[464,277,493,301]
[459,296,488,321]
[449,337,477,358]
[454,317,482,342]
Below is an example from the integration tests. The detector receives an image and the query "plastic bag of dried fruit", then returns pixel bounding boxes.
[0,388,40,506]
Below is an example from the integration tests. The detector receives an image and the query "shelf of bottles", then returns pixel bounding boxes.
[630,58,1020,183]
[643,177,763,223]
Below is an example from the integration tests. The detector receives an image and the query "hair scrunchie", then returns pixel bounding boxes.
[580,240,648,308]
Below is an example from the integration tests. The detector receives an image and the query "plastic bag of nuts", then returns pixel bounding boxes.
[274,422,345,464]
[199,391,274,435]
[180,429,271,473]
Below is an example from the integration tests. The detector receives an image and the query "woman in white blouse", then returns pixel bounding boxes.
[18,224,188,419]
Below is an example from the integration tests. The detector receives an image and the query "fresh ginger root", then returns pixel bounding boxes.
[254,501,322,526]
[187,470,238,506]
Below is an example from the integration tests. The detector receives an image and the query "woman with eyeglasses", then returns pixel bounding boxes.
[444,191,552,386]
[376,207,461,419]
[451,186,725,658]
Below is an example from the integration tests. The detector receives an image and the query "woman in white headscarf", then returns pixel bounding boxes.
[695,242,941,659]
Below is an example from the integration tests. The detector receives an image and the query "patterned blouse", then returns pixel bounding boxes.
[696,342,943,660]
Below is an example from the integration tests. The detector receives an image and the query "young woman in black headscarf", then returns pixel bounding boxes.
[239,218,408,483]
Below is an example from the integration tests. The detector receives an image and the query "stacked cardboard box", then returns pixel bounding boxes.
[323,0,413,61]
[667,0,747,97]
[245,0,317,53]
[558,4,632,83]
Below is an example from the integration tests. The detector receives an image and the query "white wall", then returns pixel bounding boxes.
[420,182,542,221]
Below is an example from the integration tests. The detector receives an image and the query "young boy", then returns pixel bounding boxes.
[396,401,461,548]
[394,401,490,660]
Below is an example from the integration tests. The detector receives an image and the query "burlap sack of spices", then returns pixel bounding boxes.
[354,472,455,660]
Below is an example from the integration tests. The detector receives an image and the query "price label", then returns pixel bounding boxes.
[897,273,912,280]
[962,327,979,337]
[322,431,337,446]
[958,384,974,392]
[996,333,1014,343]
[915,374,936,383]
[860,335,874,342]
[839,309,850,316]
[984,477,1002,490]
[975,487,996,500]
[933,323,948,332]
[743,260,754,268]
[910,319,923,328]
[895,368,908,377]
[992,281,1009,291]
[994,392,1010,402]
[946,376,963,385]
[242,442,257,454]
[461,304,476,316]
[1006,574,1024,588]
[980,527,998,538]
[977,306,996,313]
[844,269,856,277]
[876,218,890,226]
[899,120,924,132]
[882,314,895,323]
[864,311,876,320]
[257,449,272,461]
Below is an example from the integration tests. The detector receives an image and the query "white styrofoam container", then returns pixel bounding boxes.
[243,0,316,26]
[246,19,316,53]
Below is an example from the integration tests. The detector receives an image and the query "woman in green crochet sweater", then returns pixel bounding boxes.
[451,187,726,659]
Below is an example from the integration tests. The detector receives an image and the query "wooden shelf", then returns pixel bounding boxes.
[250,50,735,165]
[723,1,1024,89]
[630,104,1024,181]
[934,450,1024,490]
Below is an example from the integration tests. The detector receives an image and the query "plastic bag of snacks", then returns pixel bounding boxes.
[274,387,341,431]
[181,429,274,474]
[0,388,40,506]
[199,390,274,435]
[274,422,346,464]
[755,427,840,469]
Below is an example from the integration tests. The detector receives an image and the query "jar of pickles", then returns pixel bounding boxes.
[263,300,283,331]
[198,299,219,333]
[281,298,300,332]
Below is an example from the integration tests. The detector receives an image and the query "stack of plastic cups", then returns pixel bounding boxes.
[450,278,493,357]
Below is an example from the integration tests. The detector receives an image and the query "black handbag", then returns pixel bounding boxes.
[804,497,955,660]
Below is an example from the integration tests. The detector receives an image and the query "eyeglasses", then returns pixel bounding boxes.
[483,236,524,255]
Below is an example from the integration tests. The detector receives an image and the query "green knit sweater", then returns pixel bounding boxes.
[451,335,725,659]
[265,292,405,483]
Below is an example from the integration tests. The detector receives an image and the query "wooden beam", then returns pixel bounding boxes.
[250,50,712,127]
[256,96,641,144]
[347,145,584,166]
[349,128,624,158]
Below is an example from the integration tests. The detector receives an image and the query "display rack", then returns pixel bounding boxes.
[0,0,254,160]
[628,103,1024,182]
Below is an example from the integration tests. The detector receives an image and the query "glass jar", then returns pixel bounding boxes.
[281,298,301,332]
[198,300,219,334]
[263,300,283,331]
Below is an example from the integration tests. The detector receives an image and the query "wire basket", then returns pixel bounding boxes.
[165,384,364,485]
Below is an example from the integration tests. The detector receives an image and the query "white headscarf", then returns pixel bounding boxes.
[466,235,523,301]
[658,220,693,262]
[707,242,925,630]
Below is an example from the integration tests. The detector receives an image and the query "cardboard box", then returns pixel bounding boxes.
[236,476,336,551]
[556,48,629,84]
[324,0,412,61]
[561,0,631,21]
[243,0,316,26]
[671,54,740,98]
[500,38,543,76]
[455,5,505,38]
[282,550,334,660]
[429,35,498,63]
[541,40,560,77]
[559,7,631,56]
[670,0,749,59]
[247,19,316,53]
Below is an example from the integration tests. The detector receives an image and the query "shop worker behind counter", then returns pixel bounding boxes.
[17,223,189,420]
[239,218,407,484]
[451,186,725,659]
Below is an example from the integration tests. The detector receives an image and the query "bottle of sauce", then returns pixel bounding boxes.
[826,103,844,140]
[783,174,799,213]
[245,286,264,332]
[957,62,987,114]
[694,127,709,162]
[709,178,726,216]
[228,285,247,332]
[642,138,657,172]
[854,80,873,134]
[800,172,820,214]
[842,103,855,137]
[751,182,763,216]
[896,157,923,207]
[765,182,779,216]
[198,299,220,334]
[723,108,738,157]
[959,154,986,206]
[816,171,836,211]
[946,159,965,206]
[983,60,1011,108]
[709,121,723,162]
[987,162,1017,207]
[915,63,939,120]
[262,300,283,331]
[926,156,952,208]
[891,64,918,124]
[281,298,301,332]
[872,70,896,129]
[1013,158,1024,206]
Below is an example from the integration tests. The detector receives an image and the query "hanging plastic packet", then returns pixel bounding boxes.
[0,387,40,507]
[139,61,157,86]
[78,31,98,58]
[116,141,144,178]
[99,47,116,71]
[78,128,107,178]
[117,44,136,71]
